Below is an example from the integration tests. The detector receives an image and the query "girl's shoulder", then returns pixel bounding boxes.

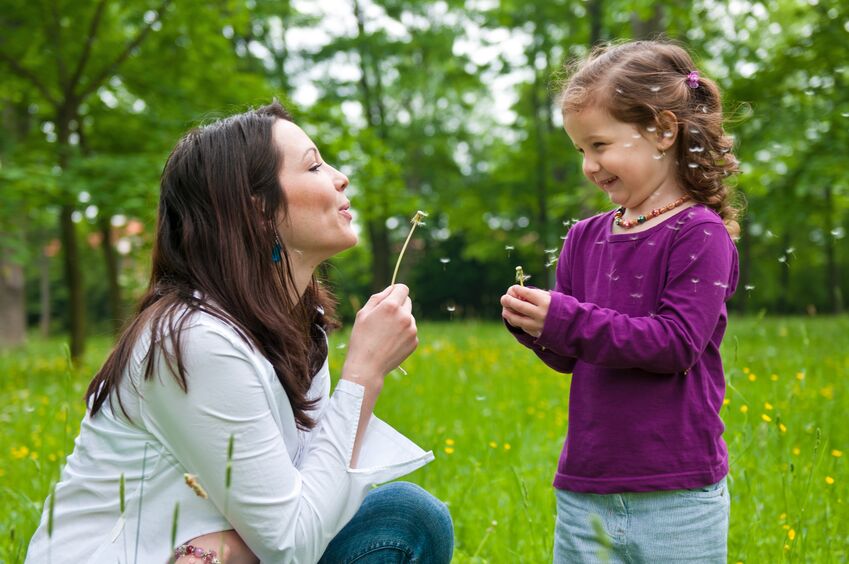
[567,209,618,238]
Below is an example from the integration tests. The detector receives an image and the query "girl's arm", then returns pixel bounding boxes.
[505,221,738,373]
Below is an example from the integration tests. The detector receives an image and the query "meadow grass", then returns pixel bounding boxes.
[1,316,846,562]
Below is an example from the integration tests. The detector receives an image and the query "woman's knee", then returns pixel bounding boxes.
[368,482,454,562]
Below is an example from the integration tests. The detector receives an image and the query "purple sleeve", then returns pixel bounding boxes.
[535,222,738,373]
[503,229,578,374]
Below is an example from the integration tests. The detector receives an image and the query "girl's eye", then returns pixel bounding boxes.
[592,142,606,149]
[309,163,323,172]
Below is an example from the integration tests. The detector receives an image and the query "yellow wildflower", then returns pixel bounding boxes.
[779,423,787,433]
[723,398,730,406]
[444,438,455,446]
[444,447,454,455]
[770,374,779,381]
[761,414,772,423]
[795,372,805,381]
[503,443,511,451]
[825,476,835,485]
[779,513,786,521]
[748,373,757,382]
[489,441,498,449]
[792,447,800,456]
[740,405,749,414]
[832,449,843,458]
[742,367,750,374]
[764,402,773,411]
[788,529,796,541]
[11,446,30,459]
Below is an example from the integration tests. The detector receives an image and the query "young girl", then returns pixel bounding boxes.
[25,103,453,563]
[501,40,740,563]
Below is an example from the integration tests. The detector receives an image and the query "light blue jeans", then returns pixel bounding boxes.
[319,481,454,563]
[553,478,729,563]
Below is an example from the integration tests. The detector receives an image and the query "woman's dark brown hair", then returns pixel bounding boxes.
[86,101,339,430]
[558,40,742,237]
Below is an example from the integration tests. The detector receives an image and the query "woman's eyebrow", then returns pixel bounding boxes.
[302,147,319,162]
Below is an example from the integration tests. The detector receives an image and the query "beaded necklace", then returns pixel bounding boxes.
[613,195,691,229]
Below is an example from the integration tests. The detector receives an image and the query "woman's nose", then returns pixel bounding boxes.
[334,167,349,191]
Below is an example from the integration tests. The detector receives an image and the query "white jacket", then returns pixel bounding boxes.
[26,310,433,563]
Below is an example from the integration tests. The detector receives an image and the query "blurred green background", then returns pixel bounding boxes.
[2,0,847,357]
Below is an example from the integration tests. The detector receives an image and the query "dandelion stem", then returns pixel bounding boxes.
[391,211,427,285]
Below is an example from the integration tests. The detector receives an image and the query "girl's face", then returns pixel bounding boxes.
[273,120,357,264]
[563,105,682,210]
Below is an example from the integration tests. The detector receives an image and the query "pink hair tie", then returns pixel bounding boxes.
[686,71,700,89]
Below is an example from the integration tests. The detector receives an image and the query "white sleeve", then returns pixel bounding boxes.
[139,322,432,563]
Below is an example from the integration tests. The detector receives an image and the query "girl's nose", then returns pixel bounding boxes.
[583,155,601,175]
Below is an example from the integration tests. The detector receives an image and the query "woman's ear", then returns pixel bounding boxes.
[654,110,679,151]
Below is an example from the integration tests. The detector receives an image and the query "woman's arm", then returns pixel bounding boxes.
[143,285,418,562]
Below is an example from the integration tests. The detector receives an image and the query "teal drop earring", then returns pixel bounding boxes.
[272,242,282,263]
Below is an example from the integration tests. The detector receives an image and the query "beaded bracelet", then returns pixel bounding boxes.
[173,543,221,564]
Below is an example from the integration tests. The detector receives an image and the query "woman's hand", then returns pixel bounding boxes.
[342,284,417,390]
[501,285,551,338]
[175,530,258,564]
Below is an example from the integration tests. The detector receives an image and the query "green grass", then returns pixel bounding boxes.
[1,317,847,562]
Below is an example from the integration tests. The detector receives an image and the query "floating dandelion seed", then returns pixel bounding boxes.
[744,284,755,292]
[650,86,660,92]
[690,128,700,135]
[653,153,665,160]
[390,210,427,285]
[505,244,514,257]
[663,131,673,138]
[615,88,624,94]
[647,126,657,132]
[440,257,451,264]
[688,162,699,169]
[778,255,787,264]
[831,227,845,238]
[631,133,642,139]
[184,473,208,499]
[689,145,705,153]
[623,142,634,148]
[786,247,795,254]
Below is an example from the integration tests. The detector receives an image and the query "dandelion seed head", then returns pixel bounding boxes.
[411,210,428,225]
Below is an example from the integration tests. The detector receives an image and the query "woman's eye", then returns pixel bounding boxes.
[309,163,323,172]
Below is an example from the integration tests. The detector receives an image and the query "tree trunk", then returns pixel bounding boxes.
[823,185,843,313]
[588,0,604,45]
[99,215,123,333]
[40,248,51,337]
[631,4,665,38]
[60,204,85,359]
[0,256,26,347]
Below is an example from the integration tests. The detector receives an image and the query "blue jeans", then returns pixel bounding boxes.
[553,478,729,563]
[319,482,454,564]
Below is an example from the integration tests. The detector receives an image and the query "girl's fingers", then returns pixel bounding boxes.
[501,293,539,318]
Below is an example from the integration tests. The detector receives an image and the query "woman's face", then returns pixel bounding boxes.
[273,119,357,264]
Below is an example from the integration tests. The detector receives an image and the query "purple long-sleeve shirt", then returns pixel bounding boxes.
[510,204,738,494]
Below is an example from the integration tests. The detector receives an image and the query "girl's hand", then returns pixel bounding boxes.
[501,285,551,338]
[342,284,418,390]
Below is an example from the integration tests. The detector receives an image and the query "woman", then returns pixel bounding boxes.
[26,102,453,563]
